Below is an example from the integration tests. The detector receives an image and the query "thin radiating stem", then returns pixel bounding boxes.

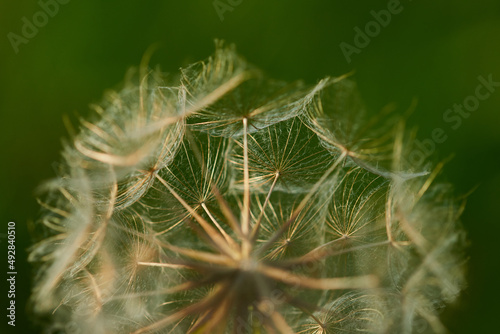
[201,202,239,250]
[251,172,280,241]
[155,174,236,258]
[260,265,378,290]
[242,117,252,257]
[211,185,244,238]
[284,240,391,266]
[242,117,250,236]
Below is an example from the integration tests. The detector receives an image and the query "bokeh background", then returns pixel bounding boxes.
[1,1,499,333]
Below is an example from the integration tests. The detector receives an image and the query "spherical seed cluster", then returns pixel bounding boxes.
[30,42,466,334]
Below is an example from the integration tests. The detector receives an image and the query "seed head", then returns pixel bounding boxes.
[30,41,466,334]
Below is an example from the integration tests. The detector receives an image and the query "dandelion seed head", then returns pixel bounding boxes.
[30,42,466,334]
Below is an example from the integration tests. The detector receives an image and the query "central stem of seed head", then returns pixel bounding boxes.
[233,256,272,309]
[238,256,259,272]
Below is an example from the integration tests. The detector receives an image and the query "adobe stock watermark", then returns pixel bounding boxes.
[7,0,71,54]
[340,0,412,64]
[408,74,499,166]
[213,0,243,22]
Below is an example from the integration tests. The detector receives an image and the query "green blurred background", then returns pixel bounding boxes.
[1,1,499,333]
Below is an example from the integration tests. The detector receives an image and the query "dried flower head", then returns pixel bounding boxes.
[30,42,466,334]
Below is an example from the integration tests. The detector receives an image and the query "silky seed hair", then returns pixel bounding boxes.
[30,41,466,334]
